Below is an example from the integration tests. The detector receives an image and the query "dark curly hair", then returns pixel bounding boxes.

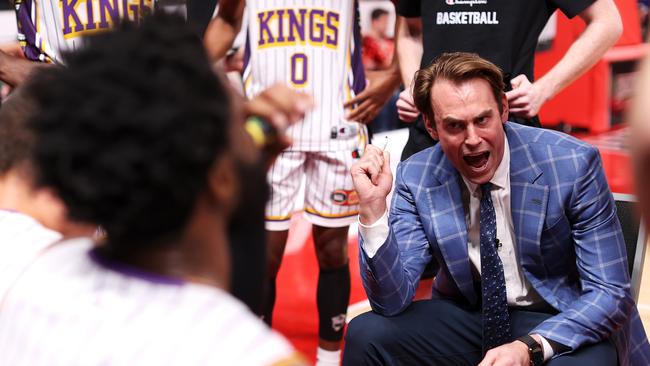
[28,13,231,247]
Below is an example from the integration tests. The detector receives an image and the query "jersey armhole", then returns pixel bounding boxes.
[396,0,421,18]
[552,0,596,19]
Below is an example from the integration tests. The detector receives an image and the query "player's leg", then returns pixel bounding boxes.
[313,224,350,351]
[262,151,304,326]
[304,150,360,365]
[262,229,288,326]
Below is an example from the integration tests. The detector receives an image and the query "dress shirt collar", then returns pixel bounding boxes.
[460,133,510,194]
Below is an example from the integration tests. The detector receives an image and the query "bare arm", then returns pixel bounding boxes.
[507,0,623,118]
[394,16,423,122]
[343,61,401,124]
[343,11,402,124]
[242,83,314,169]
[204,0,245,62]
[628,56,650,229]
[396,16,422,87]
[0,50,44,87]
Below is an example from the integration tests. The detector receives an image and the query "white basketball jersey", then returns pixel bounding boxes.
[0,210,61,296]
[243,0,368,152]
[0,238,302,365]
[14,0,156,64]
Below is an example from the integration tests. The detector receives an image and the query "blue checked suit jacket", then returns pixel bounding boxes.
[359,123,650,365]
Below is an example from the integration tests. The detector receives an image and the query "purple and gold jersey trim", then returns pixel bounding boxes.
[88,248,185,285]
[15,0,51,62]
[304,207,359,219]
[343,1,365,118]
[349,2,365,96]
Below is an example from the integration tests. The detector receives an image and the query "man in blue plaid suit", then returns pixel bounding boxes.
[343,53,650,366]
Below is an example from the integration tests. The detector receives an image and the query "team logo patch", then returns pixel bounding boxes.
[330,189,359,206]
[331,313,347,332]
[330,124,359,139]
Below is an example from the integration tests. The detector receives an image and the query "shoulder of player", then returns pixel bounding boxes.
[0,211,62,257]
[193,292,299,363]
[0,210,61,240]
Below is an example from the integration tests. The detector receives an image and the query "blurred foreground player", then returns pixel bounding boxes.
[0,14,306,366]
[0,80,94,295]
[630,56,650,231]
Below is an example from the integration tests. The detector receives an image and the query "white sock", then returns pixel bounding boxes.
[316,347,341,366]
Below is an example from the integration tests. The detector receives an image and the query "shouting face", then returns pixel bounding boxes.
[425,77,508,185]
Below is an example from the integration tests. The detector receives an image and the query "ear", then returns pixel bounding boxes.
[500,93,509,124]
[423,114,439,140]
[206,155,238,213]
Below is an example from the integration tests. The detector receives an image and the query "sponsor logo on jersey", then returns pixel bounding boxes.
[60,0,154,39]
[436,11,498,25]
[330,124,359,139]
[331,189,359,206]
[256,8,340,49]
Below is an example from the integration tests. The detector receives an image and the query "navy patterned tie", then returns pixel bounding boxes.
[480,183,511,353]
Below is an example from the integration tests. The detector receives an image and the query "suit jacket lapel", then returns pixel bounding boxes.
[426,157,477,305]
[506,124,548,275]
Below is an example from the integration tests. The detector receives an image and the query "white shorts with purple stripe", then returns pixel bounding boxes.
[265,148,363,231]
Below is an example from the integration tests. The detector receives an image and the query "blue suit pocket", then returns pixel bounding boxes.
[540,216,574,275]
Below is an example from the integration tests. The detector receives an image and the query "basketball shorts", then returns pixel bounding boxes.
[265,149,361,231]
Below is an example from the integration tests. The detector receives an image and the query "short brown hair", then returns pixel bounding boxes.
[412,52,505,124]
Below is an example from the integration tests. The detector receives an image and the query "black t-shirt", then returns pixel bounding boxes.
[398,0,594,82]
[186,0,218,37]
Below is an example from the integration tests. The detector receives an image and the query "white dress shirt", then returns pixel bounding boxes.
[359,135,554,360]
[0,210,62,296]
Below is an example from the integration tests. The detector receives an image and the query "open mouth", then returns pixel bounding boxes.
[463,151,490,169]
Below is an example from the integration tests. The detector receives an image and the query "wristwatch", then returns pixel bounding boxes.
[517,334,544,366]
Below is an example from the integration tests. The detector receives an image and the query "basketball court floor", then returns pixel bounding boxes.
[271,126,650,363]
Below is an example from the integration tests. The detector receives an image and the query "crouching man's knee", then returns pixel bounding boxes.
[342,312,398,366]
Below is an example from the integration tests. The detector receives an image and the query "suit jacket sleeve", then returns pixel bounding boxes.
[532,146,635,351]
[358,162,435,316]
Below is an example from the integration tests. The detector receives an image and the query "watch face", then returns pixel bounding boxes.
[531,349,543,365]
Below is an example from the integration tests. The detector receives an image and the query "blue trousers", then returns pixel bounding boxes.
[343,299,617,365]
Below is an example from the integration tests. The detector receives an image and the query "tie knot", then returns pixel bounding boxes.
[481,183,492,196]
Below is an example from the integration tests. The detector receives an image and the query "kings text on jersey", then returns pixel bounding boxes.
[61,0,154,39]
[257,8,340,49]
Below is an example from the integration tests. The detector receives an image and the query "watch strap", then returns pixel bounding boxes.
[517,334,543,365]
